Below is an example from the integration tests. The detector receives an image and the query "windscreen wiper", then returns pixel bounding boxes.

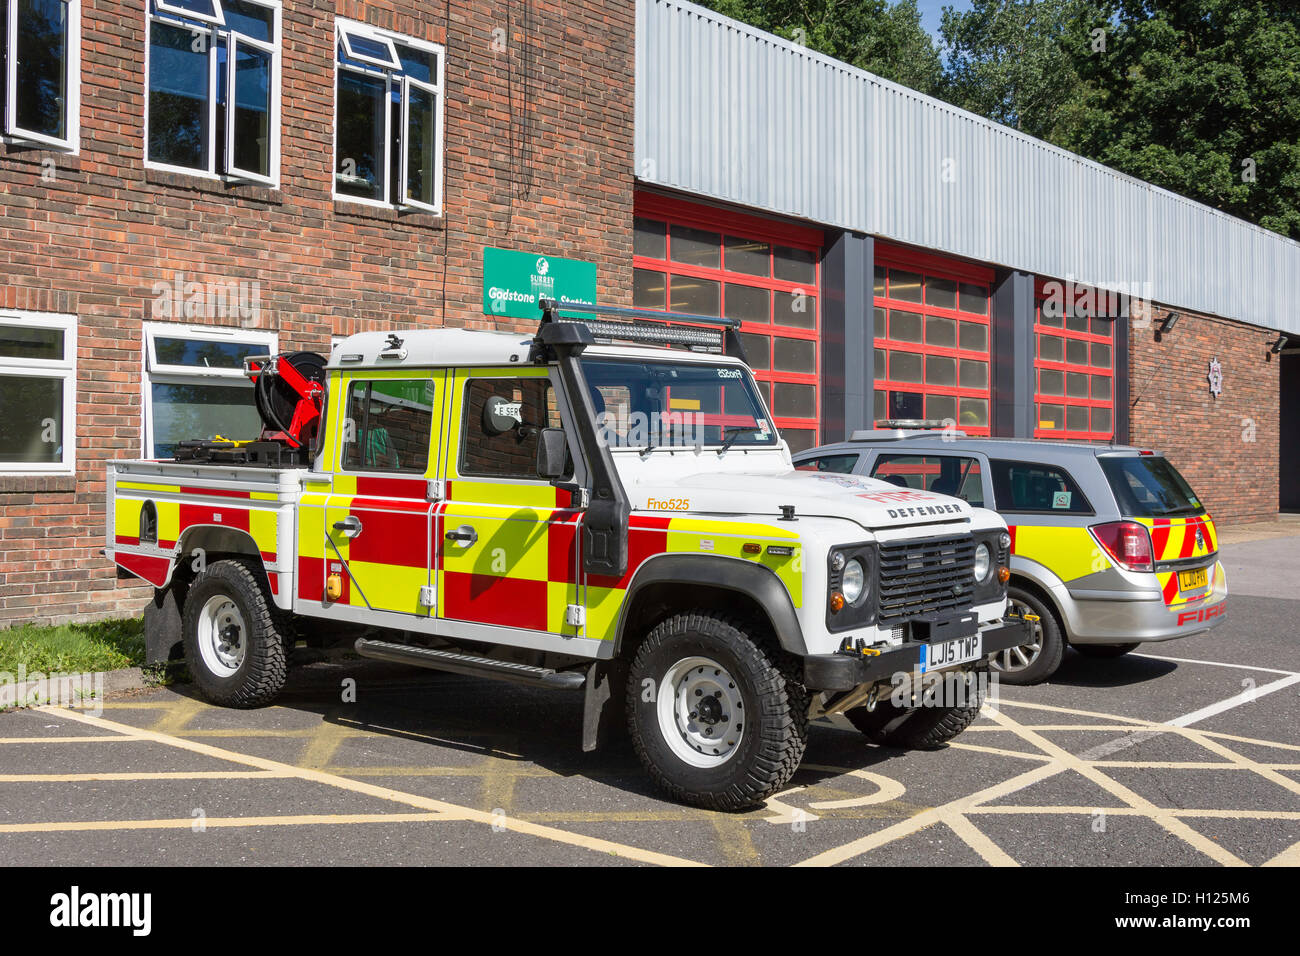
[717,426,751,455]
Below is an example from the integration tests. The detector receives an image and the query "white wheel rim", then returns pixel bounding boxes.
[993,598,1044,674]
[197,594,246,678]
[657,656,745,769]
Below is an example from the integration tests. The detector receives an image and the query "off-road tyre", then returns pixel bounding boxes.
[847,668,986,750]
[627,611,808,811]
[181,559,288,708]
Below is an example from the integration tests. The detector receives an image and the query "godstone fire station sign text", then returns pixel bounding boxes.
[483,247,597,320]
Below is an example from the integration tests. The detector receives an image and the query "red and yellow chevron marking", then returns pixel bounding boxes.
[1139,514,1218,606]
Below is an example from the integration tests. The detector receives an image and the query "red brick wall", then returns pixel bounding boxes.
[1128,304,1279,528]
[0,0,634,626]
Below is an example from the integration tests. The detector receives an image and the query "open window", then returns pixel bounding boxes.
[334,18,444,214]
[143,324,276,458]
[145,0,279,185]
[3,0,81,151]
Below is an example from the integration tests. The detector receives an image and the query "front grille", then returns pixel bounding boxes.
[877,533,976,624]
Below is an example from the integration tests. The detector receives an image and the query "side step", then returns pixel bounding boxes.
[353,638,587,690]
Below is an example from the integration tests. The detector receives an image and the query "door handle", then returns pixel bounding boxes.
[332,516,363,538]
[445,525,478,547]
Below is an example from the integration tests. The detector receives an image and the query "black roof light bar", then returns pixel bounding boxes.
[538,298,749,364]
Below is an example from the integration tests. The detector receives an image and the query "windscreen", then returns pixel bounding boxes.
[581,358,778,449]
[1100,455,1205,517]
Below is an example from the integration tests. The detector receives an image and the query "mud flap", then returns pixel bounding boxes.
[581,660,626,752]
[143,583,185,665]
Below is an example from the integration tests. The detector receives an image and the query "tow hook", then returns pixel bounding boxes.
[865,685,880,713]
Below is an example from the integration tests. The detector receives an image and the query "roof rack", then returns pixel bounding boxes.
[538,298,748,363]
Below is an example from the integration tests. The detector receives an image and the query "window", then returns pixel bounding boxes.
[340,378,434,474]
[2,0,80,150]
[871,454,985,507]
[0,311,76,473]
[1034,283,1115,440]
[582,357,778,449]
[989,459,1093,515]
[460,377,562,479]
[143,324,276,458]
[1100,456,1204,518]
[633,195,823,453]
[795,453,859,474]
[873,249,991,435]
[145,0,280,184]
[334,19,444,214]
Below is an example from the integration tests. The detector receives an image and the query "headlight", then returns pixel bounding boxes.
[841,558,866,605]
[973,543,991,583]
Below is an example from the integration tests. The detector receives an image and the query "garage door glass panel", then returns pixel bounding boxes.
[635,200,820,443]
[875,250,991,434]
[1034,289,1115,441]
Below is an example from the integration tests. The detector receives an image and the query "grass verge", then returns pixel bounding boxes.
[0,618,146,675]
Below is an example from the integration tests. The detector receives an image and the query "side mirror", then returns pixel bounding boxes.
[536,427,570,480]
[483,395,524,436]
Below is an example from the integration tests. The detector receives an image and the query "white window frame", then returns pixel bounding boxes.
[142,323,276,458]
[332,18,445,215]
[0,310,77,475]
[3,0,81,152]
[143,0,281,187]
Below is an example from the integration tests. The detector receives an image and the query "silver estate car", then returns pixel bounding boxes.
[793,426,1228,684]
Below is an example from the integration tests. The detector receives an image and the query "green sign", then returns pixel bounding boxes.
[482,247,597,320]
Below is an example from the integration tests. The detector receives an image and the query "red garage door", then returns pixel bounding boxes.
[632,193,825,453]
[1033,280,1116,440]
[873,245,993,435]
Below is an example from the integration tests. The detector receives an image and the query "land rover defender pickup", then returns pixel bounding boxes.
[108,300,1028,809]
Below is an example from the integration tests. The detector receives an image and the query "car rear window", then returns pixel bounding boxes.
[1100,456,1204,517]
[989,459,1093,514]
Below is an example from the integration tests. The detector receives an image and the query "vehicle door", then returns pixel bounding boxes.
[866,451,992,507]
[436,367,586,641]
[306,370,445,619]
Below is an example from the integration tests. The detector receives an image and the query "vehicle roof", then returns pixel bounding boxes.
[795,433,1157,460]
[326,328,747,371]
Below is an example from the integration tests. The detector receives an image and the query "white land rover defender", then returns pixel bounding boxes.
[109,299,1029,809]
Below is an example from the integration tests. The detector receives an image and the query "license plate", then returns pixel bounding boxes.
[1178,568,1208,592]
[920,634,983,673]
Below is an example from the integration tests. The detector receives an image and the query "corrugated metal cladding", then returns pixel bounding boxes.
[636,0,1300,335]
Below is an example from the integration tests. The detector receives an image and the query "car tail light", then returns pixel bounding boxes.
[1090,521,1154,572]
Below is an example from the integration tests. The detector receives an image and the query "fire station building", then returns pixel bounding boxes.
[2,0,1297,625]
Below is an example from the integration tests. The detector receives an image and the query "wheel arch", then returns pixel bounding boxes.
[613,554,807,658]
[1008,568,1069,641]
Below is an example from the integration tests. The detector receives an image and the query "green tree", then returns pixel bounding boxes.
[696,0,945,95]
[1064,1,1300,238]
[940,0,1099,139]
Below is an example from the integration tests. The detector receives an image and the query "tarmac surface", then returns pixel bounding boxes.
[2,536,1296,867]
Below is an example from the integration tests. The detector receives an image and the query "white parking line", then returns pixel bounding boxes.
[1077,673,1300,761]
[1132,652,1299,676]
[1166,674,1300,728]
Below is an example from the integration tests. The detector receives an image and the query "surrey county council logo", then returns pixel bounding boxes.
[536,257,549,276]
[1207,357,1223,398]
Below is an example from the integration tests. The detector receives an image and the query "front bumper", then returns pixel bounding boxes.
[803,617,1031,692]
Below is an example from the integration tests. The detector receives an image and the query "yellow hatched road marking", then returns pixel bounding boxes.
[0,771,291,782]
[0,813,448,834]
[35,706,706,867]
